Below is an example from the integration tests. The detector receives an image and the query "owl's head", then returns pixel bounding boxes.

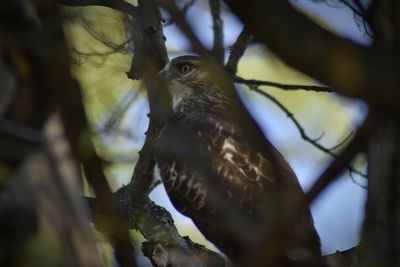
[159,55,222,110]
[159,55,207,85]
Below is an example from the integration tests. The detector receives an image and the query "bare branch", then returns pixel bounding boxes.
[337,0,372,37]
[209,0,224,63]
[247,84,367,178]
[328,132,353,151]
[352,0,367,14]
[349,168,367,189]
[226,27,252,75]
[338,0,364,17]
[102,89,141,133]
[127,0,168,80]
[305,111,375,203]
[235,76,333,92]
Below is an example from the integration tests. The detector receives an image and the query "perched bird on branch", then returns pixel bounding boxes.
[155,55,322,266]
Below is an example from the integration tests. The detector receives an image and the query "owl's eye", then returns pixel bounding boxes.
[179,64,193,75]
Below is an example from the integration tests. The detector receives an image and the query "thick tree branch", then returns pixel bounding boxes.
[361,116,400,266]
[209,0,224,63]
[113,1,229,266]
[126,0,169,193]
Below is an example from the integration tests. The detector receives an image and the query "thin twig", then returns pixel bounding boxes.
[338,0,364,17]
[247,84,367,178]
[209,0,224,63]
[305,111,375,202]
[226,27,252,75]
[338,0,373,37]
[351,0,366,15]
[235,76,333,92]
[328,132,353,151]
[349,168,367,189]
[102,89,140,133]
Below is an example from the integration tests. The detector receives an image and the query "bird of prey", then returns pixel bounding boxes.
[155,55,322,266]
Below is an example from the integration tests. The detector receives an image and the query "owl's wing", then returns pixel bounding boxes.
[157,111,280,216]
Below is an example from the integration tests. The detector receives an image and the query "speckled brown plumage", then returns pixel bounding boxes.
[155,55,322,265]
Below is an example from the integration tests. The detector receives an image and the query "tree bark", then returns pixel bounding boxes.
[361,117,400,266]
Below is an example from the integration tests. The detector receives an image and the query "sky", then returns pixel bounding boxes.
[106,0,371,257]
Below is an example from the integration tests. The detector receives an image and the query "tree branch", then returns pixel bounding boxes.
[235,76,333,92]
[114,1,229,265]
[226,27,252,75]
[339,0,365,18]
[305,111,376,203]
[209,0,224,63]
[246,84,366,178]
[60,0,137,15]
[352,0,367,15]
[225,0,400,117]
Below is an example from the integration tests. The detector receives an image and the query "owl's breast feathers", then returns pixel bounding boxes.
[157,111,275,214]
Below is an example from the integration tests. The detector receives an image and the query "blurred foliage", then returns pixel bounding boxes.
[63,6,146,187]
[23,235,64,267]
[62,6,141,124]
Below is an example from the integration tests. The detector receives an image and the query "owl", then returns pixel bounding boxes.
[154,55,322,266]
